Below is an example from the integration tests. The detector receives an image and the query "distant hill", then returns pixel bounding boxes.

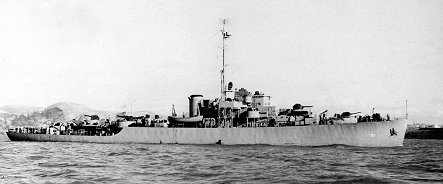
[42,102,166,120]
[0,112,15,119]
[0,112,16,133]
[46,102,94,112]
[45,102,103,120]
[0,105,44,115]
[0,102,165,132]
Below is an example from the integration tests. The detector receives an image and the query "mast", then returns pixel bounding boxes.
[406,99,408,119]
[220,19,230,100]
[218,19,232,128]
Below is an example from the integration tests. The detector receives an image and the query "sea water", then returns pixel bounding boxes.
[0,137,442,184]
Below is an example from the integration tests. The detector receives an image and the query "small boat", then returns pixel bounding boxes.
[168,116,203,124]
[168,104,204,127]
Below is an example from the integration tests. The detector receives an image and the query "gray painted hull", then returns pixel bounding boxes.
[6,119,407,147]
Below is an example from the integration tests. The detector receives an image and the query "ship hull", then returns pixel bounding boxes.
[6,119,407,147]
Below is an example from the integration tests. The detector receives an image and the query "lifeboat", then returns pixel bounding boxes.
[168,115,203,123]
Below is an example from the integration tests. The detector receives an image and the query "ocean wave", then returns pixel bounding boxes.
[0,139,441,183]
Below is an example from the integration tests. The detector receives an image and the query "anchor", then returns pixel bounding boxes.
[390,128,398,136]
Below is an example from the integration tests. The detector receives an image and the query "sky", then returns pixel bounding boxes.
[0,0,442,124]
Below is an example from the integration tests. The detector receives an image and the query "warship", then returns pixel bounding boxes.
[405,124,443,139]
[6,20,408,147]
